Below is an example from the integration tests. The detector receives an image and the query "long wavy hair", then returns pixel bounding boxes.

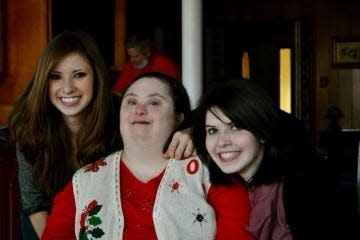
[8,31,121,199]
[193,79,314,186]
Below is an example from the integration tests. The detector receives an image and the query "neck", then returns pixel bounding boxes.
[239,146,264,183]
[121,144,168,182]
[64,116,81,135]
[64,116,81,169]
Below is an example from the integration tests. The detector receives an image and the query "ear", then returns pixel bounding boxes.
[145,48,151,57]
[176,113,184,127]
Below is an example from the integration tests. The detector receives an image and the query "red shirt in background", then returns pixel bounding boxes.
[112,53,180,94]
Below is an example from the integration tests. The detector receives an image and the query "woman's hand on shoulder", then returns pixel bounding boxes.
[163,128,195,159]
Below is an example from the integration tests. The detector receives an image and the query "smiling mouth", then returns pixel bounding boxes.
[132,121,150,125]
[60,96,80,106]
[218,151,240,162]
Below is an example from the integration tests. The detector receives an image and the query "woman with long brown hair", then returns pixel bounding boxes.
[8,31,193,238]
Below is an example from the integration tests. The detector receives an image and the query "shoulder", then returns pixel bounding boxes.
[75,151,121,177]
[169,156,206,173]
[209,176,248,200]
[151,53,176,64]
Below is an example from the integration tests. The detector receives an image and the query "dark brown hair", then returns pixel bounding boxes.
[8,31,121,199]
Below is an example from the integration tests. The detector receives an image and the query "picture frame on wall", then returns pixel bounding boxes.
[332,37,360,68]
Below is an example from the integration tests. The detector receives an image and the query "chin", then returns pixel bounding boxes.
[220,166,239,175]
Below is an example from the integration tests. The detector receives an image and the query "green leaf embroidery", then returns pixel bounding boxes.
[89,205,102,216]
[79,230,89,240]
[79,200,105,239]
[91,227,105,238]
[88,216,102,226]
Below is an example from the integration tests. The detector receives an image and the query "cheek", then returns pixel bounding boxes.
[119,107,128,121]
[119,110,128,133]
[205,136,216,154]
[242,138,262,159]
[48,83,58,103]
[83,78,94,95]
[158,109,175,122]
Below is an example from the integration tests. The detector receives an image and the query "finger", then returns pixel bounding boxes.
[166,134,180,158]
[183,141,194,158]
[174,135,191,159]
[163,149,170,158]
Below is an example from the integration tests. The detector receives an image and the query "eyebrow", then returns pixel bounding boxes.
[49,69,85,74]
[123,92,168,100]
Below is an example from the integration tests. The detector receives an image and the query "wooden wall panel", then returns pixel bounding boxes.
[114,0,126,71]
[0,0,6,78]
[0,0,49,125]
[315,0,360,132]
[352,70,360,128]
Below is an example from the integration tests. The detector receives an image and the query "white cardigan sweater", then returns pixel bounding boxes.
[73,150,216,240]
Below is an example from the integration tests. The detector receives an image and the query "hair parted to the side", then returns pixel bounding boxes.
[7,31,120,199]
[193,79,313,185]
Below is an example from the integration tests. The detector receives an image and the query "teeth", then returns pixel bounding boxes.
[60,97,79,104]
[219,151,239,160]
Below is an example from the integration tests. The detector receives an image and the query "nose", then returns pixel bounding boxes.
[135,103,147,116]
[62,78,75,94]
[218,131,232,147]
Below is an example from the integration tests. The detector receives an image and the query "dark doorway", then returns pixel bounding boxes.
[51,0,115,66]
[204,19,315,138]
[206,21,294,103]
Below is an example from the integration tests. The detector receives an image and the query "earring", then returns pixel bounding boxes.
[260,139,265,144]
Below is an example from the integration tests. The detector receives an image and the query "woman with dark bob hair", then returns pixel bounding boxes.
[192,79,333,240]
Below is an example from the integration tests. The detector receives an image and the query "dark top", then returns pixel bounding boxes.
[16,94,122,215]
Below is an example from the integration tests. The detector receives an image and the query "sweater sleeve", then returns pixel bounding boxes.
[16,150,50,214]
[207,180,255,240]
[41,181,76,240]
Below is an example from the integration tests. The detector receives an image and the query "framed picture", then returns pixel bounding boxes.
[332,38,360,68]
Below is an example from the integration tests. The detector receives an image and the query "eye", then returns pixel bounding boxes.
[229,123,240,131]
[206,127,218,135]
[126,98,137,105]
[49,73,61,80]
[74,72,87,78]
[149,100,160,106]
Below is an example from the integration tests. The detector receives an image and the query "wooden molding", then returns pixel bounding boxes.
[0,0,7,78]
[113,0,126,71]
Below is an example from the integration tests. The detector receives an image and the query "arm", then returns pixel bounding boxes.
[207,180,254,240]
[29,212,48,237]
[41,181,76,240]
[163,128,194,159]
[17,150,50,237]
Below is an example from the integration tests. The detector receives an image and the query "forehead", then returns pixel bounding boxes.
[53,53,90,69]
[206,107,231,124]
[127,48,144,57]
[124,77,171,97]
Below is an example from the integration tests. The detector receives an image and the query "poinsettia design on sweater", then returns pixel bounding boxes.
[84,158,107,173]
[79,200,105,239]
